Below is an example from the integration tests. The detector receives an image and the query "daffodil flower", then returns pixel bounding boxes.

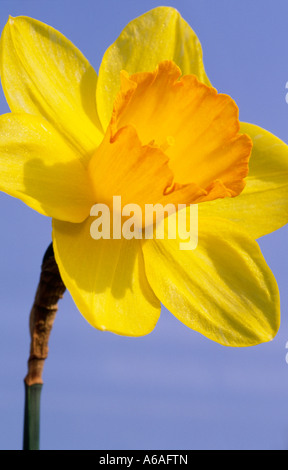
[0,7,287,346]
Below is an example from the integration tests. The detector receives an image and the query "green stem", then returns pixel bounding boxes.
[22,243,66,451]
[23,383,43,450]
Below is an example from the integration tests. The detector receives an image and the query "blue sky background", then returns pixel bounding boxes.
[0,0,288,450]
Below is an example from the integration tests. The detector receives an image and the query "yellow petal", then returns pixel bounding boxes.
[0,113,94,222]
[112,61,251,200]
[52,218,161,336]
[142,214,280,346]
[199,123,288,238]
[97,6,211,129]
[0,16,103,158]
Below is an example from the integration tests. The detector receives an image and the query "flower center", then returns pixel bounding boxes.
[88,60,252,228]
